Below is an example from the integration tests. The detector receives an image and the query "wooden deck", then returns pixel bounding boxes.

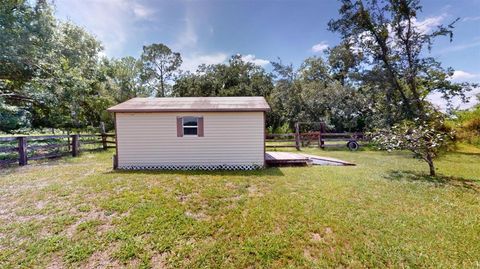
[265,151,356,167]
[265,152,311,166]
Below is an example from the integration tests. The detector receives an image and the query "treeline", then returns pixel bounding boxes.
[0,0,365,134]
[1,0,475,136]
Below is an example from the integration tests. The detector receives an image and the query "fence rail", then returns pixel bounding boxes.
[0,133,116,167]
[266,123,366,151]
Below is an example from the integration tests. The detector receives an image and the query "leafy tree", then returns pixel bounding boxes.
[327,41,362,86]
[269,57,369,132]
[328,0,476,175]
[141,43,182,97]
[102,56,151,102]
[36,21,105,131]
[328,0,475,123]
[373,113,454,176]
[0,0,56,132]
[173,54,273,98]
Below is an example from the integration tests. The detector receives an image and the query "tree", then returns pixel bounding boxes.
[328,0,475,122]
[0,0,56,132]
[328,0,476,175]
[140,43,182,97]
[372,113,454,176]
[172,54,273,98]
[269,57,369,132]
[327,41,362,86]
[102,56,151,103]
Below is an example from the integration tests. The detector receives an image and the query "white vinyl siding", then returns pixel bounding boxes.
[116,112,264,167]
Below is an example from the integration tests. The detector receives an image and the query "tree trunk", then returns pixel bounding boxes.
[425,154,436,176]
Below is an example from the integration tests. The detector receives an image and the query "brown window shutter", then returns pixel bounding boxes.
[198,117,204,137]
[176,117,183,137]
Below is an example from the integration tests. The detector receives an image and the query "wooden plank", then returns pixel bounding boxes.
[80,141,101,145]
[0,137,17,142]
[298,153,356,166]
[18,137,27,166]
[72,135,79,157]
[29,152,67,160]
[0,146,18,153]
[295,122,300,150]
[0,159,17,165]
[265,151,310,166]
[265,145,296,148]
[28,144,67,150]
[80,134,101,138]
[100,122,108,150]
[26,135,69,141]
[322,138,354,141]
[266,133,295,138]
[321,144,346,148]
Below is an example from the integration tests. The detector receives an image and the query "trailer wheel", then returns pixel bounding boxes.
[347,141,359,151]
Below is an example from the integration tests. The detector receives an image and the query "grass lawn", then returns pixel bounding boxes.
[0,146,479,268]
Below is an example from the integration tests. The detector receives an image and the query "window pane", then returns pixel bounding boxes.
[183,117,198,126]
[183,127,198,135]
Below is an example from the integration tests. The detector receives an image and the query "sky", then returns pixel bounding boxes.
[54,0,480,109]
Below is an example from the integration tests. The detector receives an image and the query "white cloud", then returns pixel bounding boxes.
[241,54,270,66]
[436,40,480,54]
[413,14,445,34]
[311,41,329,52]
[428,70,480,110]
[428,86,480,111]
[450,70,478,81]
[173,16,198,50]
[55,0,157,57]
[133,3,155,19]
[463,16,480,22]
[181,53,228,72]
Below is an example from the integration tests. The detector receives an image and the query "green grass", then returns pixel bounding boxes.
[0,146,479,268]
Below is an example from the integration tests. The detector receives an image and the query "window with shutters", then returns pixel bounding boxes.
[182,116,198,136]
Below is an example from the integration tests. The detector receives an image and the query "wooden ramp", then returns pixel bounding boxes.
[265,151,356,167]
[298,153,356,166]
[265,152,311,166]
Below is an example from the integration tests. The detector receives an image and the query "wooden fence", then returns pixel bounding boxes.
[266,127,365,150]
[0,133,115,166]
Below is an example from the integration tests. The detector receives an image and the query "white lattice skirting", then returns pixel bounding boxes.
[118,164,261,171]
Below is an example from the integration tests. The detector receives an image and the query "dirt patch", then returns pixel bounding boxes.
[303,249,314,261]
[151,252,169,269]
[225,182,238,189]
[311,227,334,243]
[247,185,263,197]
[185,211,210,221]
[81,243,121,269]
[45,254,64,269]
[65,210,117,238]
[311,233,323,242]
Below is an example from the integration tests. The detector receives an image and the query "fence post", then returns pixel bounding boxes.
[319,122,326,149]
[318,130,322,149]
[71,134,79,157]
[100,122,107,150]
[295,122,300,151]
[17,136,28,166]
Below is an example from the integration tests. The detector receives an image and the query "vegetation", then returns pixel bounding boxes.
[449,95,480,146]
[0,148,478,268]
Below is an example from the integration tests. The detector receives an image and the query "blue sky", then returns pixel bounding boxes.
[55,0,480,108]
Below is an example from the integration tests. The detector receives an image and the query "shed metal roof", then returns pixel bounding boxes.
[107,97,270,112]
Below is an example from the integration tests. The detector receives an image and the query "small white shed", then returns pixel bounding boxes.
[107,97,270,170]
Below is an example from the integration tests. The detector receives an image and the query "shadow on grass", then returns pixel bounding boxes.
[448,151,480,157]
[386,170,480,192]
[105,167,285,177]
